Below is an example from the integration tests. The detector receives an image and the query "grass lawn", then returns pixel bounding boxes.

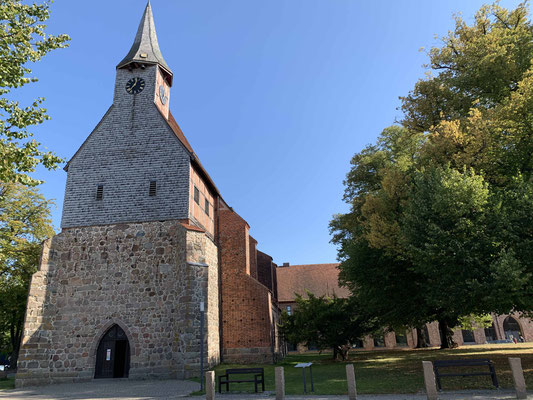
[0,377,14,390]
[193,343,533,395]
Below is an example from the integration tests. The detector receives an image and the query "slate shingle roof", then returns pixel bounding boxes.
[116,1,172,78]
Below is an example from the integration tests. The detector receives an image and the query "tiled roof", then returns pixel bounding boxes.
[276,263,350,302]
[167,111,194,153]
[163,110,221,197]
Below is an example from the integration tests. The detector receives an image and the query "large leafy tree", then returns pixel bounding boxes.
[331,126,433,345]
[0,0,69,186]
[279,293,377,360]
[0,182,54,367]
[332,2,533,349]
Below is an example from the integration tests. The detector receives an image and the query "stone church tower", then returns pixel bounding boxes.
[17,2,281,387]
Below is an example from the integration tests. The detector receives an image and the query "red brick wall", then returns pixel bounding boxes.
[249,236,258,280]
[189,165,215,236]
[218,204,274,362]
[257,251,275,295]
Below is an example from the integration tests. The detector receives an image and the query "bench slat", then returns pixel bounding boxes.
[225,368,264,374]
[437,372,493,377]
[434,359,492,366]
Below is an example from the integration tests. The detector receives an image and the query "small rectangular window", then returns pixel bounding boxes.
[286,306,292,316]
[205,199,210,216]
[149,180,157,196]
[194,186,200,204]
[96,184,104,200]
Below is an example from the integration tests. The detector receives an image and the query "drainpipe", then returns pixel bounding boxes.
[216,197,224,363]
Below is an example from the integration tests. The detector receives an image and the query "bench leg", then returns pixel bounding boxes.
[490,365,499,388]
[435,374,442,391]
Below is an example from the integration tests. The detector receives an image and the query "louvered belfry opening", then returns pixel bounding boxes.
[96,184,104,200]
[149,180,157,196]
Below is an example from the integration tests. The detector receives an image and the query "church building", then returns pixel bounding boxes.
[16,2,281,387]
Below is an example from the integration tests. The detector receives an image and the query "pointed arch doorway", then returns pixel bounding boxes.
[503,316,521,341]
[95,324,130,378]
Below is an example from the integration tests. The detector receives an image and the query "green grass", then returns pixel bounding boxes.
[193,343,533,395]
[0,377,15,390]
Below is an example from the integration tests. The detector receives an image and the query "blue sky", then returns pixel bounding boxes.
[23,0,520,265]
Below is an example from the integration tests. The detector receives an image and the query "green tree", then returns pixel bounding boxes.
[0,0,69,186]
[0,182,54,367]
[400,166,529,347]
[332,2,533,349]
[331,126,433,346]
[279,293,376,360]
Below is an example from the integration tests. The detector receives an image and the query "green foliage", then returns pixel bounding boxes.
[458,314,493,331]
[402,2,533,131]
[331,1,533,350]
[0,182,54,367]
[0,0,69,186]
[279,293,376,360]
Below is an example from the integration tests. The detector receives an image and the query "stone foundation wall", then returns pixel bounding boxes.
[223,347,272,364]
[17,220,219,387]
[185,229,220,371]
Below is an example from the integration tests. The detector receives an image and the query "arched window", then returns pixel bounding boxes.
[395,332,408,347]
[503,316,522,341]
[484,323,497,342]
[373,335,385,348]
[95,324,130,379]
[461,329,475,344]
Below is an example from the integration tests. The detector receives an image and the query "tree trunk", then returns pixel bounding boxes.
[438,320,456,349]
[333,345,350,361]
[9,312,23,371]
[415,327,428,348]
[339,345,349,361]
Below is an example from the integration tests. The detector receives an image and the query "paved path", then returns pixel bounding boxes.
[0,379,530,400]
[180,392,526,400]
[0,379,199,399]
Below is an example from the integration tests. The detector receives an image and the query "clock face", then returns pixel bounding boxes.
[159,84,167,105]
[125,77,145,94]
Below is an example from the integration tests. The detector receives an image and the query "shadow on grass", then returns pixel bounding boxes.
[196,343,532,395]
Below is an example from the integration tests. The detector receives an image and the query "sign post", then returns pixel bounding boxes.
[294,362,314,393]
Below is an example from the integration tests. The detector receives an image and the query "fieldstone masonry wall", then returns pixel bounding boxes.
[17,220,219,387]
[185,230,219,368]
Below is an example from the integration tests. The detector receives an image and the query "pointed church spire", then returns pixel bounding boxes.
[117,1,172,80]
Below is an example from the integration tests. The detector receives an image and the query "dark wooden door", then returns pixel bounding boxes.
[95,325,130,378]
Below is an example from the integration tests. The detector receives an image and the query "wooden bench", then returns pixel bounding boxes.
[433,359,499,390]
[218,368,265,393]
